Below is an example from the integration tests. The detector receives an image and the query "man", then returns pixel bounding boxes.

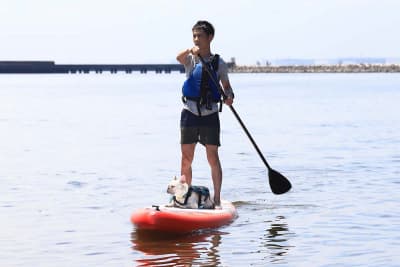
[176,20,234,208]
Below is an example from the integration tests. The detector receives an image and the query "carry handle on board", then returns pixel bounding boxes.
[198,55,292,194]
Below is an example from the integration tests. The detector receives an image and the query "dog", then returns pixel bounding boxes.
[166,175,215,209]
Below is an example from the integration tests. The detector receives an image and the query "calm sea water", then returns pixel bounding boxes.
[1,73,399,266]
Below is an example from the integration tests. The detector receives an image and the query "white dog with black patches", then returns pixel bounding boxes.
[166,175,215,209]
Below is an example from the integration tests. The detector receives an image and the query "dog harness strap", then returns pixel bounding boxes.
[173,187,194,206]
[172,196,185,206]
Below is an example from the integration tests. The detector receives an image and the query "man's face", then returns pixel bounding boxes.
[192,29,213,49]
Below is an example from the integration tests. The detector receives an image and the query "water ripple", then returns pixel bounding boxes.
[67,180,87,188]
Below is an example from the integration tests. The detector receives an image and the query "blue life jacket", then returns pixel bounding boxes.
[182,54,222,115]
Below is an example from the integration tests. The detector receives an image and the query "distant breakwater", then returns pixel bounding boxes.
[231,64,400,73]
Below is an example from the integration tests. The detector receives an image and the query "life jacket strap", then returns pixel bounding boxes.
[182,96,221,117]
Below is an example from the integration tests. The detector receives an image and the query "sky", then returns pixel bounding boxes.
[1,0,400,65]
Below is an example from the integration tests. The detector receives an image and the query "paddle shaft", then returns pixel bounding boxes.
[198,55,272,170]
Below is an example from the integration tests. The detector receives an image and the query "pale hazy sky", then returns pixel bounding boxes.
[1,0,399,64]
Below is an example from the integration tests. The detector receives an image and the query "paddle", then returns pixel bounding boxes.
[198,55,292,194]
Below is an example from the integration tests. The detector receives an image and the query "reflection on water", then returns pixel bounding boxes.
[131,229,224,266]
[261,215,294,264]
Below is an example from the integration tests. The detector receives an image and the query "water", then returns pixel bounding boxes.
[1,73,399,266]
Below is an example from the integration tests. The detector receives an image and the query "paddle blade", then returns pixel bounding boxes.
[268,168,292,194]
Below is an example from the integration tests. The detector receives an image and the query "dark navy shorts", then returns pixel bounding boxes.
[180,109,220,146]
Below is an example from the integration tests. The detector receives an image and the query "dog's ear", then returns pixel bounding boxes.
[180,175,187,184]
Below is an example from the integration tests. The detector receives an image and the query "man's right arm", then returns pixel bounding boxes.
[176,49,192,64]
[177,46,200,65]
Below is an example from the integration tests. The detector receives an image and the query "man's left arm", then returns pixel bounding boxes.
[221,80,234,106]
[219,59,234,106]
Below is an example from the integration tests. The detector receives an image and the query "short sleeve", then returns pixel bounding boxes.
[218,57,230,82]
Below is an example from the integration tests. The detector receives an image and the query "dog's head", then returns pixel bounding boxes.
[167,175,189,198]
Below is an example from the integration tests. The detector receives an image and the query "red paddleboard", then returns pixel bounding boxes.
[131,200,237,233]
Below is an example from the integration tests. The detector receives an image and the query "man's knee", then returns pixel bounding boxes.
[206,146,220,165]
[181,144,195,165]
[182,155,193,168]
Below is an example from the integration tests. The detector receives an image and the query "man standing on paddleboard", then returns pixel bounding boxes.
[176,20,235,208]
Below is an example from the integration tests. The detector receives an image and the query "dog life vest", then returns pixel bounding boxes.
[172,185,213,209]
[182,54,222,116]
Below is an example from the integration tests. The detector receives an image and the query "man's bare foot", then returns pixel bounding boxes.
[214,204,222,210]
[214,199,221,209]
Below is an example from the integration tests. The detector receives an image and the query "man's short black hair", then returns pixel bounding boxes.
[192,20,215,36]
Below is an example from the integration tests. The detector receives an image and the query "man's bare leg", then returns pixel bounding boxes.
[206,145,222,206]
[181,143,196,185]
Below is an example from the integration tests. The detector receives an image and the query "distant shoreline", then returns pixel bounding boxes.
[1,61,400,74]
[231,64,400,73]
